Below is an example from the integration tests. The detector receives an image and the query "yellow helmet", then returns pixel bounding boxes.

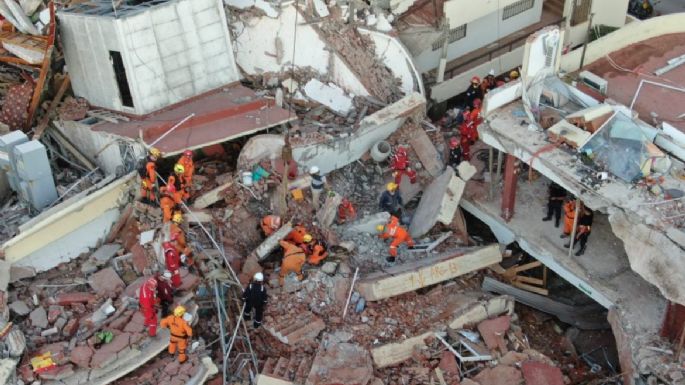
[509,70,519,79]
[174,164,185,174]
[386,182,398,192]
[303,234,313,243]
[149,147,161,158]
[376,224,385,232]
[172,212,183,224]
[173,305,186,317]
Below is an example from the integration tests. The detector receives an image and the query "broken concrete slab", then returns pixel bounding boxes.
[185,209,213,223]
[457,161,477,181]
[449,295,514,330]
[30,306,48,328]
[192,180,234,209]
[9,265,35,282]
[371,332,432,368]
[3,0,39,35]
[521,361,565,385]
[257,374,294,385]
[0,259,9,291]
[317,192,342,228]
[399,173,422,203]
[224,0,255,9]
[343,212,390,236]
[478,315,511,353]
[303,79,353,115]
[91,243,120,265]
[139,230,155,245]
[256,221,293,261]
[264,310,325,345]
[409,167,464,238]
[409,127,443,177]
[306,339,373,385]
[9,300,30,316]
[312,0,329,17]
[358,245,502,301]
[89,267,125,296]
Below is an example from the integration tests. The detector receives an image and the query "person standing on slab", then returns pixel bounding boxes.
[242,272,268,329]
[542,182,566,228]
[309,166,326,210]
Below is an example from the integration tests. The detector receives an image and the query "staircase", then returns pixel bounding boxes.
[259,356,312,385]
[263,310,326,345]
[543,0,565,16]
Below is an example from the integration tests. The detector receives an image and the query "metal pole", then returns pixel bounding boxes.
[488,147,494,201]
[579,12,594,69]
[224,303,246,385]
[147,113,195,148]
[342,267,359,320]
[568,198,581,257]
[496,150,503,184]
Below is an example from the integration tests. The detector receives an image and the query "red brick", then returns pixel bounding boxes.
[131,244,150,274]
[38,364,74,380]
[521,361,564,385]
[56,292,96,306]
[89,267,125,296]
[47,306,63,324]
[474,365,522,385]
[69,346,94,368]
[438,351,459,377]
[62,318,80,337]
[477,316,511,353]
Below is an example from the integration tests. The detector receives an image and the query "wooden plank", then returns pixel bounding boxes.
[512,281,549,296]
[513,275,544,286]
[510,260,542,273]
[0,31,47,64]
[434,368,447,385]
[33,75,69,139]
[24,1,54,129]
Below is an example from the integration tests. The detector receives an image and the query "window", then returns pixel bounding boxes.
[109,51,134,108]
[571,0,592,25]
[502,0,535,20]
[431,24,467,51]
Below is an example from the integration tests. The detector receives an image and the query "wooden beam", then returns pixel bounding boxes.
[25,1,55,130]
[512,281,549,296]
[33,75,70,140]
[513,275,544,286]
[510,260,542,273]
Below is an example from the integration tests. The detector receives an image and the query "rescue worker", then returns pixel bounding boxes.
[465,76,483,108]
[303,237,328,266]
[337,198,357,224]
[481,69,497,94]
[309,166,326,210]
[542,182,566,228]
[574,207,594,256]
[178,150,195,189]
[168,164,187,204]
[260,215,282,237]
[140,147,161,203]
[468,99,482,142]
[390,146,417,185]
[278,240,306,285]
[156,271,174,316]
[458,110,473,161]
[286,225,310,248]
[376,219,414,263]
[379,182,403,220]
[159,186,176,223]
[164,241,183,288]
[509,70,519,81]
[138,276,158,337]
[561,199,577,239]
[447,137,463,171]
[242,272,268,328]
[170,212,192,264]
[160,306,193,363]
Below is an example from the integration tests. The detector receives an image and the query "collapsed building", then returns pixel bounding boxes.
[0,0,683,384]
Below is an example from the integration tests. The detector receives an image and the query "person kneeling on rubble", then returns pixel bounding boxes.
[160,306,193,363]
[242,272,268,329]
[379,182,403,221]
[377,217,414,264]
[302,234,328,266]
[278,240,306,285]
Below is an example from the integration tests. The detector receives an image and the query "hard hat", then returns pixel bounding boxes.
[386,182,398,192]
[272,216,282,228]
[167,184,177,193]
[488,69,495,76]
[471,76,480,84]
[254,272,264,282]
[449,137,459,149]
[163,241,174,250]
[173,306,186,317]
[303,234,313,243]
[182,150,193,157]
[149,147,161,158]
[473,98,482,108]
[146,277,158,288]
[170,232,180,241]
[510,70,519,79]
[376,224,385,232]
[396,146,407,156]
[162,270,172,280]
[172,212,183,224]
[174,164,185,174]
[160,186,168,194]
[309,166,320,175]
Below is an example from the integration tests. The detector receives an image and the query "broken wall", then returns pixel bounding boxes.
[292,92,425,174]
[58,0,240,115]
[1,174,135,272]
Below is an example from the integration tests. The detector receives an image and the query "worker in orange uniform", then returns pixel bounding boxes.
[138,276,158,337]
[168,164,188,203]
[163,241,183,288]
[561,199,577,239]
[337,198,356,224]
[377,219,414,263]
[286,225,310,248]
[178,150,194,188]
[260,215,282,237]
[170,212,193,265]
[278,240,306,285]
[469,99,482,141]
[160,186,176,223]
[160,306,193,363]
[304,237,328,266]
[139,147,161,204]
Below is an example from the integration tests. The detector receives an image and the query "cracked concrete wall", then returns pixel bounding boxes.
[608,209,685,305]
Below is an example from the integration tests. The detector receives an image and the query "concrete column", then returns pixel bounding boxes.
[500,154,517,222]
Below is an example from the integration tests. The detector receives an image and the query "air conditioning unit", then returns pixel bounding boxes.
[579,71,608,95]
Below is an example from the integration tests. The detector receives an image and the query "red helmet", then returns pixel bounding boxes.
[341,198,351,206]
[471,76,480,84]
[167,184,177,193]
[183,150,193,157]
[396,147,407,156]
[163,241,174,251]
[473,98,481,108]
[145,277,158,289]
[449,137,459,149]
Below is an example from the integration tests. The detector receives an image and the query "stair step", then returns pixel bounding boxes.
[295,360,311,384]
[262,357,276,375]
[279,319,307,337]
[273,357,289,378]
[284,357,301,381]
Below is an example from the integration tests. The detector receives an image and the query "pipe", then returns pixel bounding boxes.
[147,113,195,148]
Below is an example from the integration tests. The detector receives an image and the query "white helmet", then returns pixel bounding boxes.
[254,272,264,282]
[488,69,495,76]
[162,270,172,280]
[309,166,320,175]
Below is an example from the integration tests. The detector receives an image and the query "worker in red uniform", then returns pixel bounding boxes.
[390,146,417,185]
[469,98,482,141]
[286,225,310,248]
[459,110,473,161]
[138,276,158,337]
[160,187,176,223]
[376,219,414,263]
[160,306,193,363]
[448,137,463,171]
[260,215,282,237]
[170,212,192,265]
[164,241,183,288]
[177,150,194,189]
[337,198,356,224]
[279,240,306,285]
[465,76,483,108]
[139,147,161,203]
[156,271,174,316]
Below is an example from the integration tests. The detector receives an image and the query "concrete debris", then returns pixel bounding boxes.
[29,306,48,328]
[303,79,354,115]
[9,300,30,316]
[312,0,329,18]
[306,339,373,385]
[457,161,477,181]
[409,167,464,238]
[343,212,391,235]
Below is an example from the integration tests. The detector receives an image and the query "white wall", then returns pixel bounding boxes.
[410,0,543,73]
[59,0,240,115]
[562,0,629,49]
[444,0,520,28]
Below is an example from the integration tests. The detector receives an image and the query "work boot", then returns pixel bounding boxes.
[542,216,552,222]
[563,243,570,248]
[575,246,586,256]
[555,220,560,228]
[253,321,261,329]
[385,256,396,264]
[560,233,569,239]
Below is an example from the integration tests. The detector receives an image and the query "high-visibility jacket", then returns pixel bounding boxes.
[261,215,281,237]
[160,315,192,340]
[178,157,194,184]
[286,225,308,246]
[170,223,191,256]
